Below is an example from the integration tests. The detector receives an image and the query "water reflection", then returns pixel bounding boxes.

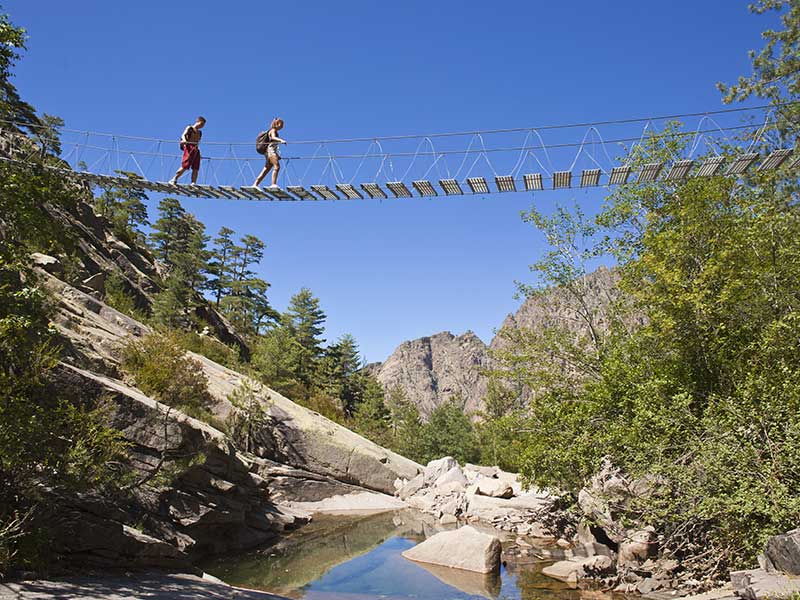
[415,561,502,598]
[201,511,621,600]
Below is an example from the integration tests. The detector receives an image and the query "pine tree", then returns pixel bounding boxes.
[316,334,363,415]
[353,376,391,445]
[151,273,193,328]
[222,276,277,336]
[94,171,150,242]
[234,234,265,282]
[149,197,186,266]
[207,227,236,306]
[251,325,306,399]
[386,385,423,460]
[284,288,327,386]
[285,288,326,355]
[149,201,210,326]
[172,213,210,293]
[218,233,275,336]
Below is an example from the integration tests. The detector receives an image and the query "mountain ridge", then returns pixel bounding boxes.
[370,266,621,416]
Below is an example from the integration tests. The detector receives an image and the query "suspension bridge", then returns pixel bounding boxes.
[0,104,797,202]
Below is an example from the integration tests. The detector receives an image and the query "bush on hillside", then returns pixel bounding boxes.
[121,331,215,420]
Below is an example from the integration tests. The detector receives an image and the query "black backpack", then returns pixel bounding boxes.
[256,130,271,155]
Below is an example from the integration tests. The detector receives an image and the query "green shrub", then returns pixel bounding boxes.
[103,272,147,320]
[121,331,214,418]
[174,330,242,370]
[226,380,271,453]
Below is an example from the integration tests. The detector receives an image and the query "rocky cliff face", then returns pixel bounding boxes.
[369,331,490,418]
[30,197,422,572]
[371,267,622,417]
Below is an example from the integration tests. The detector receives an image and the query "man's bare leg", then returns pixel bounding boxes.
[191,169,199,184]
[170,168,186,184]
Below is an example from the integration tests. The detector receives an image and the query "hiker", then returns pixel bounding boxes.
[252,118,287,188]
[170,116,206,184]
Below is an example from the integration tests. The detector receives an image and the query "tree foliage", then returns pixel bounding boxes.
[415,396,480,465]
[718,0,800,138]
[486,14,800,569]
[95,171,150,243]
[0,30,127,570]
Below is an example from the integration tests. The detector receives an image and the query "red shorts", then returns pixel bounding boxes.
[181,144,201,171]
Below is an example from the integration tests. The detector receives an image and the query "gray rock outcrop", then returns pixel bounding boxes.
[0,573,290,600]
[23,196,423,572]
[728,528,800,600]
[44,270,421,498]
[47,363,311,568]
[762,528,800,575]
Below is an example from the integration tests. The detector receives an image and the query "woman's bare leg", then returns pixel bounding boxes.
[270,156,281,186]
[253,163,273,187]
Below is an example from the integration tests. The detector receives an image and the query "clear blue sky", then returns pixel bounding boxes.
[6,1,777,362]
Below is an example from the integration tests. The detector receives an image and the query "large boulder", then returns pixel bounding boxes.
[424,457,460,484]
[618,527,657,567]
[284,491,407,514]
[762,528,800,575]
[541,555,615,587]
[464,464,501,480]
[398,474,425,500]
[474,476,514,499]
[434,466,468,488]
[732,568,800,600]
[30,252,63,275]
[402,525,501,573]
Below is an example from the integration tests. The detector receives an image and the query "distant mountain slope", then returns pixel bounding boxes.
[368,331,490,418]
[490,265,621,352]
[371,267,621,417]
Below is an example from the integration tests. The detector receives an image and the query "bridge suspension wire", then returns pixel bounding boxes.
[19,122,777,164]
[0,102,796,203]
[0,102,795,148]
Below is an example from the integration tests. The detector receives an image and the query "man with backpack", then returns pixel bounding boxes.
[169,116,206,185]
[251,118,286,189]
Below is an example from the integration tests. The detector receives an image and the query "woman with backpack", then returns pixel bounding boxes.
[252,118,287,189]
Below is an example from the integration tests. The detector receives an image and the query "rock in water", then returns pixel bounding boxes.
[541,555,614,587]
[402,525,501,573]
